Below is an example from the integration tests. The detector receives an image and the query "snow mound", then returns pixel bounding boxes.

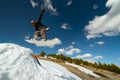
[25,38,62,48]
[0,43,81,80]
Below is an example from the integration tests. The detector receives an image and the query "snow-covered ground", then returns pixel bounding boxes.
[66,62,100,78]
[0,43,82,80]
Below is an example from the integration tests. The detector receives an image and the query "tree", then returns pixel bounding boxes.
[48,54,56,58]
[72,59,80,65]
[65,56,72,63]
[56,54,66,62]
[40,50,46,57]
[110,64,120,74]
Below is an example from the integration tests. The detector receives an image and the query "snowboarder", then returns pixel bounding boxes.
[31,8,49,41]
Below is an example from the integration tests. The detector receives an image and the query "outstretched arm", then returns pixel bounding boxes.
[37,7,45,23]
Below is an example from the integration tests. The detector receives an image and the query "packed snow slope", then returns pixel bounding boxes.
[0,43,82,80]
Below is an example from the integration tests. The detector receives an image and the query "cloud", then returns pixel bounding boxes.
[89,44,94,47]
[89,41,104,47]
[65,48,81,55]
[94,56,103,59]
[66,0,73,6]
[66,45,73,50]
[25,38,62,48]
[58,48,81,55]
[61,23,71,30]
[75,54,103,63]
[30,0,38,8]
[95,41,105,45]
[93,4,98,10]
[75,53,93,59]
[58,44,81,55]
[58,49,65,53]
[25,35,30,40]
[71,41,75,45]
[85,0,120,39]
[43,0,58,15]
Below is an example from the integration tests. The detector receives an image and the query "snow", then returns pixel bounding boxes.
[66,62,100,78]
[0,43,82,80]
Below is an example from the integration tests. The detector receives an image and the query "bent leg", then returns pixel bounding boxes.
[40,28,47,41]
[33,31,40,40]
[41,34,47,41]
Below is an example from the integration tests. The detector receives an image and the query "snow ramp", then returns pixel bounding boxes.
[0,43,82,80]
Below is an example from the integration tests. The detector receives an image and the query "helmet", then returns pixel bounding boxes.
[31,20,36,23]
[31,20,37,26]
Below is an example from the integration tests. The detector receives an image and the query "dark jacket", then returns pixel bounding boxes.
[34,23,44,31]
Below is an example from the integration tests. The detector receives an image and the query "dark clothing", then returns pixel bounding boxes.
[33,28,47,40]
[33,22,48,41]
[34,23,45,31]
[32,7,48,41]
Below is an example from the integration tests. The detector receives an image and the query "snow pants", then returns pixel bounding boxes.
[33,28,47,41]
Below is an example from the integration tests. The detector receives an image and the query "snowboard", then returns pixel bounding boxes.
[25,39,47,43]
[24,39,47,45]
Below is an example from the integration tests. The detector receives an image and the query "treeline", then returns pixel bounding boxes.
[38,51,120,74]
[93,62,120,74]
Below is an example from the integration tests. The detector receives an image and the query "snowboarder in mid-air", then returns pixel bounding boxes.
[31,7,49,41]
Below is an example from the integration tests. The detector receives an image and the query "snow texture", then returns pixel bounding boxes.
[66,62,100,78]
[0,43,81,80]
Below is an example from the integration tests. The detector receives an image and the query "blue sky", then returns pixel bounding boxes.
[0,0,120,66]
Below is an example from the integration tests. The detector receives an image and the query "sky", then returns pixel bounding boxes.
[0,0,120,66]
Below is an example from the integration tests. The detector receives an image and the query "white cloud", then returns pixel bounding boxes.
[61,23,71,30]
[30,0,58,15]
[93,4,98,10]
[44,0,58,15]
[25,35,30,40]
[85,0,120,39]
[30,0,38,8]
[65,48,81,55]
[25,38,62,48]
[58,47,81,55]
[75,53,93,59]
[75,54,103,63]
[71,41,75,45]
[66,0,73,6]
[95,41,105,45]
[89,44,94,47]
[89,41,104,47]
[94,56,103,59]
[58,44,81,55]
[58,48,65,53]
[66,45,73,50]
